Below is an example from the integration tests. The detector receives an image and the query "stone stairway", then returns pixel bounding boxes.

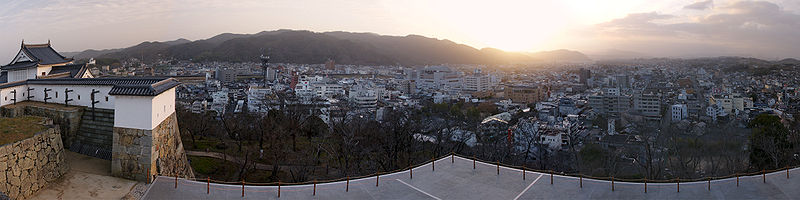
[69,108,114,160]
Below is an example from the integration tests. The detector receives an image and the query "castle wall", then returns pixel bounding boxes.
[0,128,69,199]
[0,102,83,149]
[112,112,193,182]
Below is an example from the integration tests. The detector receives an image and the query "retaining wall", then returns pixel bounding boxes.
[0,127,69,199]
[0,102,83,148]
[112,112,193,182]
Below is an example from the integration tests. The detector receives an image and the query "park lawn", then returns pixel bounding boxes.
[0,116,47,146]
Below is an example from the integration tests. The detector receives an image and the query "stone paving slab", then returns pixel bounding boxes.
[144,156,800,200]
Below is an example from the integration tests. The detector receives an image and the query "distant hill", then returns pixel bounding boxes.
[588,49,650,61]
[525,49,591,63]
[68,30,591,65]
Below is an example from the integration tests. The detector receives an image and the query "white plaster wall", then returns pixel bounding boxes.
[150,88,175,129]
[0,85,29,106]
[114,95,153,130]
[26,84,115,109]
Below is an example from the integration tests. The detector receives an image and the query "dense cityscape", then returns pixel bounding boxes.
[2,0,800,199]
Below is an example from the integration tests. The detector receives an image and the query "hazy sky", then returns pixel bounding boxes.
[1,0,799,62]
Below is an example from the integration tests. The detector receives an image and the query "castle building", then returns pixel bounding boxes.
[1,41,92,83]
[0,41,193,182]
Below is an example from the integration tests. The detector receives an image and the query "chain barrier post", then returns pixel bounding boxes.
[644,178,647,193]
[175,175,178,189]
[432,156,435,172]
[580,175,583,188]
[788,166,790,179]
[736,173,739,187]
[346,177,350,192]
[763,169,766,183]
[451,154,454,163]
[550,170,553,184]
[207,177,210,194]
[496,161,500,175]
[707,177,711,191]
[410,166,413,179]
[313,180,317,196]
[677,178,680,193]
[242,179,245,197]
[611,176,614,192]
[523,167,526,180]
[277,181,281,198]
[376,173,380,187]
[473,156,476,169]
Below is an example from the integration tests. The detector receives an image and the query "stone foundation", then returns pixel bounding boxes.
[112,112,193,182]
[0,127,69,199]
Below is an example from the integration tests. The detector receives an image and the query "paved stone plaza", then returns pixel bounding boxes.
[144,156,800,199]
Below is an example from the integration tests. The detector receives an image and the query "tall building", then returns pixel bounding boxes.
[504,85,547,104]
[633,91,662,121]
[578,68,591,84]
[415,66,461,92]
[462,73,491,93]
[671,104,688,122]
[589,88,632,118]
[325,59,335,70]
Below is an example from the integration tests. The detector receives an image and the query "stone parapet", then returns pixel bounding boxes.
[0,127,69,199]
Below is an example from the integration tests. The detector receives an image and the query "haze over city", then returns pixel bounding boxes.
[2,0,800,61]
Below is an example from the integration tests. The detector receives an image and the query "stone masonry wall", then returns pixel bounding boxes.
[152,113,194,179]
[112,112,193,182]
[0,102,83,148]
[0,127,69,199]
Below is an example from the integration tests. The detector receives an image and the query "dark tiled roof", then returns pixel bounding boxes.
[49,63,87,78]
[0,77,180,96]
[109,78,181,96]
[22,44,73,65]
[1,61,37,70]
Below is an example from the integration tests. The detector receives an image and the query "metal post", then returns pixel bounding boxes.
[788,167,790,179]
[207,177,210,194]
[346,177,350,192]
[473,156,476,169]
[708,178,711,191]
[677,178,680,193]
[550,170,553,184]
[763,169,766,183]
[523,167,526,180]
[644,178,647,193]
[611,176,615,191]
[736,174,739,187]
[313,180,317,196]
[242,180,245,197]
[376,173,380,187]
[175,175,177,189]
[580,175,583,188]
[432,157,435,172]
[496,161,500,175]
[277,181,281,198]
[410,167,413,179]
[451,154,454,163]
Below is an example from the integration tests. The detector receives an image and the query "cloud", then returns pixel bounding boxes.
[589,1,800,58]
[684,0,714,10]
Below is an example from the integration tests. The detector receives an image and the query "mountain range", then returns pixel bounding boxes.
[64,30,593,65]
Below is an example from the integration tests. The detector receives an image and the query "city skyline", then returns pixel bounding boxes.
[2,0,800,61]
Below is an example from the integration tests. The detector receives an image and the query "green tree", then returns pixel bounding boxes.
[749,114,791,169]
